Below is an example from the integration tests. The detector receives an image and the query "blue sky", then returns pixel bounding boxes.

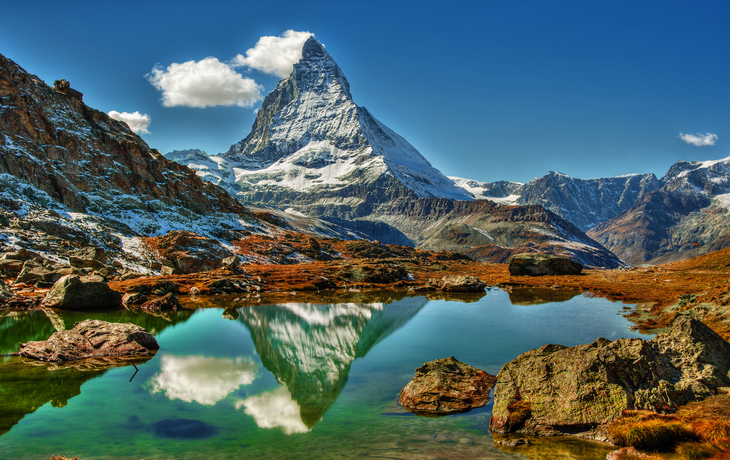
[1,0,728,183]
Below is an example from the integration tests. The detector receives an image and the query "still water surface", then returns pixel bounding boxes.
[0,289,650,459]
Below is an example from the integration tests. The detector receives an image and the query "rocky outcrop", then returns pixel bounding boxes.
[508,253,583,276]
[399,356,497,416]
[425,275,486,292]
[41,274,122,309]
[147,231,233,274]
[19,319,159,362]
[489,316,730,441]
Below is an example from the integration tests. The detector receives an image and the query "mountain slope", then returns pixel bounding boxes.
[367,198,624,268]
[0,52,263,269]
[588,156,730,265]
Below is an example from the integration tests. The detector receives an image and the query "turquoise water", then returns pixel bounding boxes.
[0,289,649,459]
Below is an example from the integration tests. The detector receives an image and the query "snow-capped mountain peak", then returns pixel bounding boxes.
[220,36,472,202]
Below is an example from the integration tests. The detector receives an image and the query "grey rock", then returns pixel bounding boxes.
[489,316,730,441]
[15,260,54,284]
[41,274,122,309]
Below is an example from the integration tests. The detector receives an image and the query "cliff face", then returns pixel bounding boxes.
[0,53,250,219]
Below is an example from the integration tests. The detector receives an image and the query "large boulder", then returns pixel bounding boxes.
[41,274,122,309]
[508,253,583,276]
[489,316,730,441]
[426,275,486,292]
[19,319,159,362]
[399,356,497,416]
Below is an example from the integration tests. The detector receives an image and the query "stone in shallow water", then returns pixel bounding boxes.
[398,356,497,416]
[152,418,216,439]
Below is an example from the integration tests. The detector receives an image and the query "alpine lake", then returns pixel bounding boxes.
[0,287,652,459]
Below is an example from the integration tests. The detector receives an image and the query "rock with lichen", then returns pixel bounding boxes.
[489,316,730,441]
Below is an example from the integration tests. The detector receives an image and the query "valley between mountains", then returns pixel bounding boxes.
[2,36,730,459]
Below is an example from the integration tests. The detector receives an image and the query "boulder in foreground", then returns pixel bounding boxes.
[489,316,730,441]
[399,356,497,416]
[41,274,122,309]
[508,253,583,276]
[19,319,159,362]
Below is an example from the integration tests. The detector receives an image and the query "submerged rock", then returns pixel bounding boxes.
[398,356,497,416]
[489,316,730,441]
[152,418,215,439]
[19,319,159,362]
[508,253,583,276]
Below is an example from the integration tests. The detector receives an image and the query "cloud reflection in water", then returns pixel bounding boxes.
[148,355,258,405]
[235,385,310,435]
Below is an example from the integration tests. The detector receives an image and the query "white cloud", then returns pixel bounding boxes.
[108,110,151,134]
[235,385,310,434]
[146,57,263,108]
[231,30,313,78]
[679,132,718,147]
[147,355,258,405]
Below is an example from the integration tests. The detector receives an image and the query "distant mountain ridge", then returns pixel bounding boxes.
[588,156,730,265]
[454,172,661,231]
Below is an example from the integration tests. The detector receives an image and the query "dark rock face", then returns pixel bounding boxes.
[426,275,486,292]
[140,293,181,312]
[19,319,159,362]
[399,356,497,416]
[508,253,583,276]
[41,274,122,309]
[489,316,730,441]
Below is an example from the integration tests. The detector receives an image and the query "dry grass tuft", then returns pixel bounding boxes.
[608,411,696,450]
[675,441,730,460]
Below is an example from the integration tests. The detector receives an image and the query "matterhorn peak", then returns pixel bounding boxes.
[219,37,472,213]
[301,36,327,60]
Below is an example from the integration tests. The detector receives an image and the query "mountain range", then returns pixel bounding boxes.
[2,36,728,270]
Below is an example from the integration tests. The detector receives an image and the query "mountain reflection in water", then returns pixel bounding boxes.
[236,298,427,430]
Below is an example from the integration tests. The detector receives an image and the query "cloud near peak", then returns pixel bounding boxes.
[146,30,312,108]
[146,57,263,108]
[108,110,151,134]
[679,132,718,147]
[231,30,313,78]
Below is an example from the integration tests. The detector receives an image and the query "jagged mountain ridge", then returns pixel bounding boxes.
[588,156,730,266]
[453,171,661,232]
